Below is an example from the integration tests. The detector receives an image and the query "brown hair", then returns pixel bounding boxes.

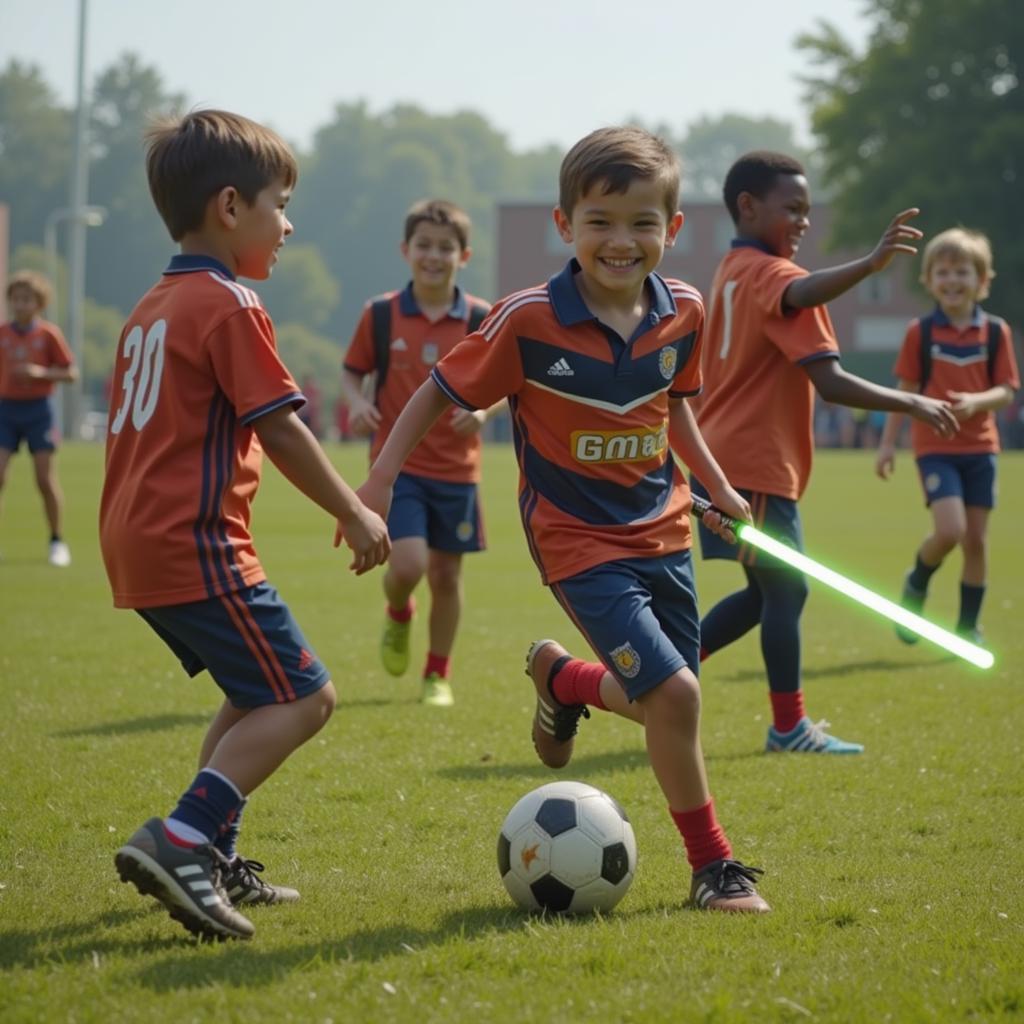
[403,199,472,250]
[920,227,995,299]
[6,270,51,310]
[145,109,298,241]
[558,126,680,220]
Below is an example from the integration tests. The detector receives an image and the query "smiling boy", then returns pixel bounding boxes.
[358,127,771,913]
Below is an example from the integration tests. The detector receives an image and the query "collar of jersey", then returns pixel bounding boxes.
[931,303,983,328]
[548,258,676,327]
[9,319,38,334]
[165,254,236,280]
[398,282,467,320]
[730,237,776,255]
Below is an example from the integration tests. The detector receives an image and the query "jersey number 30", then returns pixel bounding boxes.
[110,320,166,434]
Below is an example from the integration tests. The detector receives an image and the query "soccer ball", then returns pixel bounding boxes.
[497,780,637,914]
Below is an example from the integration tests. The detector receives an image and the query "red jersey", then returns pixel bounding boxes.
[344,285,491,483]
[0,318,73,399]
[894,307,1020,456]
[431,259,703,585]
[99,255,304,609]
[697,241,839,500]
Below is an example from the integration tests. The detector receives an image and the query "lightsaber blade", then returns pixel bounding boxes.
[690,496,994,670]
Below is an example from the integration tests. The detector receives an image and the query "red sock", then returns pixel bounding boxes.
[770,690,805,734]
[551,658,607,710]
[387,597,415,623]
[424,652,450,679]
[670,799,732,872]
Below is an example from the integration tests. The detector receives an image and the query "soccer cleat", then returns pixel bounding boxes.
[690,858,770,913]
[956,625,985,646]
[766,716,864,754]
[526,639,590,770]
[48,540,71,567]
[114,818,255,941]
[421,672,454,707]
[895,573,925,644]
[222,856,300,906]
[380,611,412,676]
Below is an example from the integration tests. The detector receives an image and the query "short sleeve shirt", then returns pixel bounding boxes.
[344,285,491,483]
[0,318,73,399]
[99,255,304,609]
[696,241,840,500]
[894,306,1020,456]
[430,259,704,585]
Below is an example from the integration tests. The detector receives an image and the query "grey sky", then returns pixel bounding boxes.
[0,0,872,152]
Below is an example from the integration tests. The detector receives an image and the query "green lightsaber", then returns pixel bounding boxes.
[691,496,994,670]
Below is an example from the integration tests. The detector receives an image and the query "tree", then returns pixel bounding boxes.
[258,244,341,330]
[799,0,1024,323]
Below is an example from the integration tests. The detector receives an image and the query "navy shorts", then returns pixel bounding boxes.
[549,551,700,702]
[916,453,997,509]
[0,397,57,453]
[388,471,485,553]
[138,581,330,708]
[691,478,803,568]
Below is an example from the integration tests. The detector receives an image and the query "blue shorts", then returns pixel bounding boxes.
[916,453,996,509]
[0,397,57,453]
[388,471,485,553]
[137,581,330,708]
[549,551,700,702]
[691,478,803,568]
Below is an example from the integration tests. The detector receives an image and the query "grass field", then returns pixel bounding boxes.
[1,443,1022,1023]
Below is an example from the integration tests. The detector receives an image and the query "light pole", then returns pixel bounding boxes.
[43,204,106,437]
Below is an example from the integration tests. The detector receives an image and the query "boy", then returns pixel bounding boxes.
[876,228,1018,644]
[692,151,959,755]
[360,127,770,912]
[0,271,77,566]
[101,110,390,941]
[341,200,494,707]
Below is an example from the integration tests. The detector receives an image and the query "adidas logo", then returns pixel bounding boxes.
[547,358,574,376]
[390,337,407,351]
[298,648,315,671]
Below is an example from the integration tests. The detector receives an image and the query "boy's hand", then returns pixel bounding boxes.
[704,485,751,544]
[13,362,47,380]
[875,443,896,480]
[947,390,980,420]
[451,408,487,436]
[333,503,390,575]
[907,394,959,438]
[867,209,923,273]
[347,395,382,437]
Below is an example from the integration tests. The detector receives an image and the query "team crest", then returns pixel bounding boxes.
[421,342,439,365]
[610,642,641,679]
[658,346,677,380]
[456,520,474,542]
[924,473,941,494]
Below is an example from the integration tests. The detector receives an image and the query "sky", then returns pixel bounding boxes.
[0,0,873,152]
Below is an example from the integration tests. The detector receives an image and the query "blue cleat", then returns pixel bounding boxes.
[895,573,926,645]
[766,716,864,754]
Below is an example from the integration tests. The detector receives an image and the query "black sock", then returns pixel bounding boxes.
[957,583,985,631]
[908,553,939,593]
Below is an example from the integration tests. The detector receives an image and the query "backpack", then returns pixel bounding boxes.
[370,296,489,400]
[917,313,1003,394]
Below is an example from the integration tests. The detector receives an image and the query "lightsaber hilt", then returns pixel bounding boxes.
[690,494,740,535]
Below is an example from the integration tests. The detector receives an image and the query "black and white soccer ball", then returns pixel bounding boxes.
[497,780,637,914]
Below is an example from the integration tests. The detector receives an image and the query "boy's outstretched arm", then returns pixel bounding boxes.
[804,359,959,438]
[667,397,751,541]
[874,380,916,479]
[252,405,390,574]
[339,368,381,437]
[360,379,454,517]
[784,209,922,311]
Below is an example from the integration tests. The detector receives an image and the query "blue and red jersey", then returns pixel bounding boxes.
[99,255,304,609]
[431,259,704,585]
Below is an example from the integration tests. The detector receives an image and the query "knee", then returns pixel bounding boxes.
[307,681,337,728]
[647,670,702,726]
[932,525,964,552]
[961,532,986,561]
[387,561,424,593]
[427,562,461,596]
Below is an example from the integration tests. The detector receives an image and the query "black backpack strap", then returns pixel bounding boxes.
[466,301,489,334]
[370,297,392,399]
[986,315,1003,384]
[917,315,934,393]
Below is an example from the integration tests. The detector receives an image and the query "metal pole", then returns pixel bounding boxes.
[65,0,90,441]
[44,209,66,436]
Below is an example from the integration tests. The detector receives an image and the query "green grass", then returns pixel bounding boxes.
[1,444,1022,1023]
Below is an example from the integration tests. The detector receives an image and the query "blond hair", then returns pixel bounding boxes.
[145,109,298,241]
[921,228,995,300]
